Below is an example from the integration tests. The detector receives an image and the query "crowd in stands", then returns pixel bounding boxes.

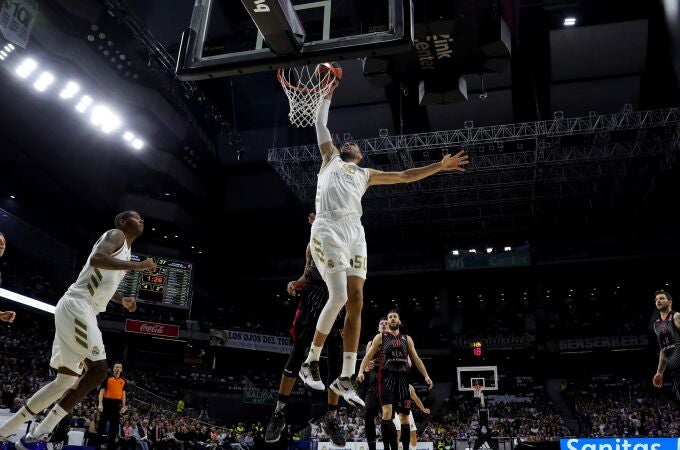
[566,381,680,437]
[2,241,680,449]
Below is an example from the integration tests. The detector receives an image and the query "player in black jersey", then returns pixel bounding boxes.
[652,290,680,402]
[265,215,345,446]
[358,311,433,450]
[360,318,388,450]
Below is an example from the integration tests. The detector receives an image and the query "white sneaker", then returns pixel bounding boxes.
[299,362,325,392]
[330,376,365,408]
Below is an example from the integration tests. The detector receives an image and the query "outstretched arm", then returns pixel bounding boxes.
[368,150,469,186]
[406,336,433,389]
[316,84,340,167]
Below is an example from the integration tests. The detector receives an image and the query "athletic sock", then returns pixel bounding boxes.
[341,352,357,378]
[304,345,323,364]
[32,404,68,437]
[0,406,31,436]
[400,424,410,450]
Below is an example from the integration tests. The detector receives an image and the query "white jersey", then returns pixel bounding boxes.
[315,154,370,217]
[65,231,131,313]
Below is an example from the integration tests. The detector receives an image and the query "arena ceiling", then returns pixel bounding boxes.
[0,0,679,280]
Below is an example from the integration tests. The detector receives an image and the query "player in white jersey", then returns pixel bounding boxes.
[3,211,156,447]
[300,76,468,408]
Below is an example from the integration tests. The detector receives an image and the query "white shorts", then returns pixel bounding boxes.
[50,295,106,375]
[393,411,417,432]
[310,215,367,280]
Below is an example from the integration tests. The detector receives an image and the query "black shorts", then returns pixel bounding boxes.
[284,323,342,383]
[289,284,327,342]
[379,371,411,415]
[364,386,381,412]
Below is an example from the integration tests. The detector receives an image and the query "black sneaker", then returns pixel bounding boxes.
[323,416,346,447]
[299,361,325,392]
[264,411,286,443]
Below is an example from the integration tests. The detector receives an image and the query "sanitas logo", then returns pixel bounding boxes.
[252,0,269,13]
[561,438,680,450]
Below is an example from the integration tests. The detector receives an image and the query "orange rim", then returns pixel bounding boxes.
[277,66,337,94]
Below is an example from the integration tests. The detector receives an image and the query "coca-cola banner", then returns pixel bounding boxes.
[209,329,293,354]
[125,319,180,338]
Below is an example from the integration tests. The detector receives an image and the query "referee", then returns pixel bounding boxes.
[96,362,127,450]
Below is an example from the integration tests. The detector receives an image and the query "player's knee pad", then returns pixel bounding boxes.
[316,271,347,335]
[27,373,78,413]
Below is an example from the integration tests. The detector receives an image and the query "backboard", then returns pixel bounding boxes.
[176,0,413,80]
[457,365,498,392]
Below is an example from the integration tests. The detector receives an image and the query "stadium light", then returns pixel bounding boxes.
[468,249,477,254]
[15,58,37,78]
[9,52,150,151]
[75,95,93,113]
[33,72,55,92]
[90,104,121,133]
[504,246,512,251]
[131,138,144,150]
[486,247,493,254]
[0,288,56,314]
[59,81,80,99]
[451,250,459,256]
[564,17,576,26]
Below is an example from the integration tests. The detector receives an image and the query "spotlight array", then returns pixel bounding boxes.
[4,53,149,151]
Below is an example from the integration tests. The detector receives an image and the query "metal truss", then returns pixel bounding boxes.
[268,108,680,162]
[268,109,680,234]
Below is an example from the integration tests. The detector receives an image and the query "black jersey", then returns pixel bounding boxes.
[380,332,410,373]
[289,260,342,341]
[301,260,328,320]
[654,311,680,371]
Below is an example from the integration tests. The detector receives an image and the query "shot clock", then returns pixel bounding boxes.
[471,341,483,357]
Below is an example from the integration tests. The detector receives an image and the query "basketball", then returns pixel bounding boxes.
[315,62,342,81]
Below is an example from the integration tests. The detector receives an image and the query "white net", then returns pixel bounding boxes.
[278,64,338,128]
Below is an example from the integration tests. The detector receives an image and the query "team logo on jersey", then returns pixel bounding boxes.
[341,164,357,175]
[92,346,100,356]
[327,259,335,268]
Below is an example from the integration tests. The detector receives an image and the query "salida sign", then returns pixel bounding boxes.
[125,319,180,338]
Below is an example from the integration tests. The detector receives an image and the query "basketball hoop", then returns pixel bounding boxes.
[473,384,485,408]
[277,62,341,128]
[472,385,484,399]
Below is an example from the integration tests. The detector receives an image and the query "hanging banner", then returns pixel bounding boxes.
[210,329,294,354]
[445,244,530,271]
[125,319,180,338]
[558,334,649,352]
[243,389,276,405]
[452,334,535,351]
[0,0,39,48]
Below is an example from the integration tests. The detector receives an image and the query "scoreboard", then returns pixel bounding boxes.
[117,254,193,309]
